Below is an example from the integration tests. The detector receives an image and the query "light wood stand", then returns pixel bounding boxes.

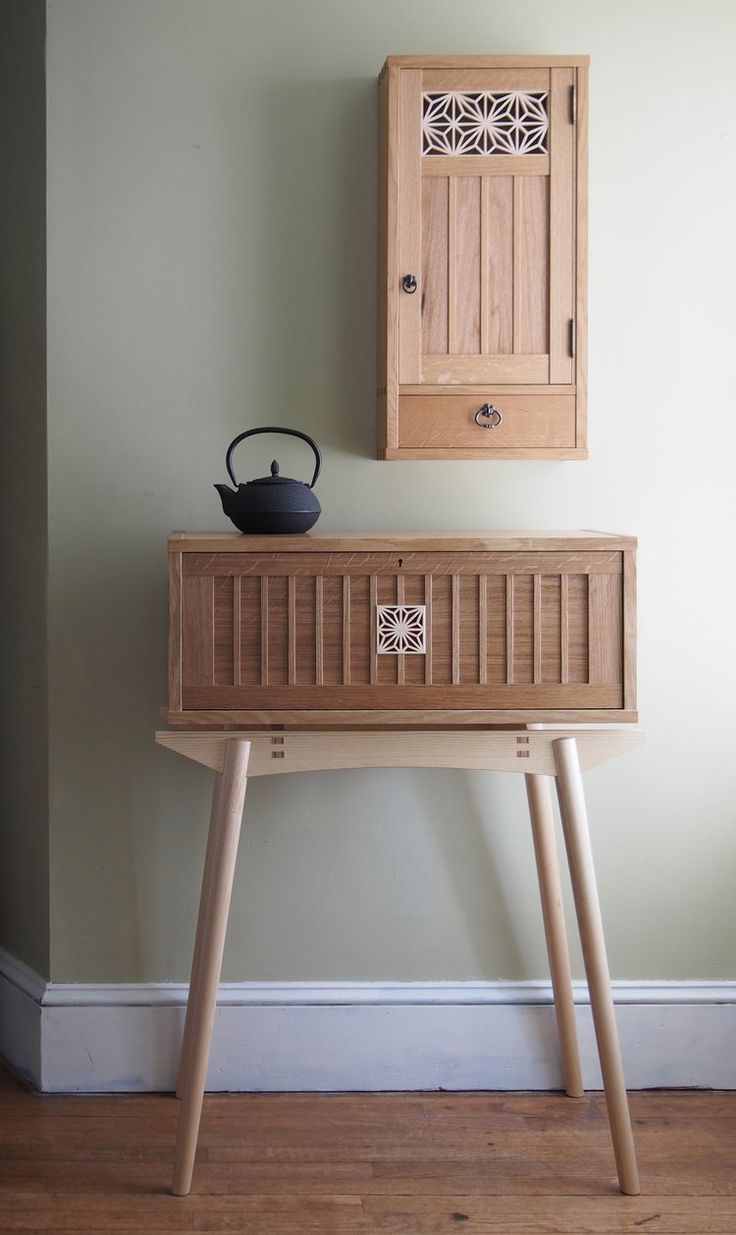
[156,726,645,1198]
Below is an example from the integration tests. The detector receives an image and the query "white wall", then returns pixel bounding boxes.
[45,0,736,983]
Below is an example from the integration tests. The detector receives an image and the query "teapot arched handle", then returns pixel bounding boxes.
[225,426,322,489]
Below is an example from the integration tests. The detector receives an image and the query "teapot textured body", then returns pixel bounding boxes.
[215,427,322,534]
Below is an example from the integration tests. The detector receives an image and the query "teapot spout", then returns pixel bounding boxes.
[214,483,237,514]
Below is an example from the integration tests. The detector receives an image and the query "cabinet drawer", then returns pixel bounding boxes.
[398,394,576,450]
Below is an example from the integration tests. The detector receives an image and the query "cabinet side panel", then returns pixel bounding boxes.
[575,63,589,450]
[623,549,637,710]
[378,64,399,452]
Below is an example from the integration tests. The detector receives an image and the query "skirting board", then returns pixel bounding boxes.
[1,950,735,1093]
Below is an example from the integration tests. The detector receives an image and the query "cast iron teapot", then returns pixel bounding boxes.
[215,426,322,534]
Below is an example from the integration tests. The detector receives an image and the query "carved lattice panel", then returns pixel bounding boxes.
[422,90,549,156]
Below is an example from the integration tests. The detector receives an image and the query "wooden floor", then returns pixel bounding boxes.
[1,1069,734,1233]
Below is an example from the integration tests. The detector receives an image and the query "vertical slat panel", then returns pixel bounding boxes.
[506,574,514,684]
[513,176,549,356]
[560,573,570,684]
[487,575,506,683]
[287,575,296,685]
[589,571,623,686]
[451,573,460,685]
[550,67,574,383]
[398,68,422,382]
[541,574,562,684]
[396,574,405,685]
[295,575,316,685]
[404,574,426,685]
[485,176,513,354]
[168,551,182,709]
[480,178,490,354]
[369,575,377,685]
[260,576,269,685]
[267,575,288,685]
[232,576,241,686]
[424,574,433,685]
[322,575,343,685]
[342,576,351,685]
[479,575,487,685]
[567,574,589,684]
[213,577,234,686]
[315,575,324,686]
[533,573,542,684]
[512,574,534,684]
[240,575,261,685]
[349,576,370,685]
[449,177,481,354]
[182,576,214,687]
[421,177,449,355]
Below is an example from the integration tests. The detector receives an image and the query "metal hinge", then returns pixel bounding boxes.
[569,318,576,359]
[570,84,577,125]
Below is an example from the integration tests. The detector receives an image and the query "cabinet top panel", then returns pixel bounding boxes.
[380,55,590,73]
[169,530,635,553]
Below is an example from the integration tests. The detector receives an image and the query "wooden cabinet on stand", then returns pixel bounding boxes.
[377,55,588,459]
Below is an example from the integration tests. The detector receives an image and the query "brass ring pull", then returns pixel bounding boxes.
[474,403,503,429]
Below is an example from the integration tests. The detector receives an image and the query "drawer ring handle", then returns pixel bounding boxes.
[474,404,503,429]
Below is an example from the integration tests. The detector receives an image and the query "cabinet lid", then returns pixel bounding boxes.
[168,530,636,552]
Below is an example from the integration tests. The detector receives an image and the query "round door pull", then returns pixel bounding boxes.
[474,403,503,429]
[402,274,418,294]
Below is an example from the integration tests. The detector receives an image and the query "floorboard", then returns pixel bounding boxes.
[1,1068,734,1233]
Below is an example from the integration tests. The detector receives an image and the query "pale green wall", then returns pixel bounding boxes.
[46,0,736,982]
[0,0,49,977]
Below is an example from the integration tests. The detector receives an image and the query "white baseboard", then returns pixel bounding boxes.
[2,948,735,1093]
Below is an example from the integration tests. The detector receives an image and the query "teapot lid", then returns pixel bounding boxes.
[248,459,304,486]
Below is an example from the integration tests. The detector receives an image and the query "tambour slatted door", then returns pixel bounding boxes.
[377,55,588,459]
[167,532,635,726]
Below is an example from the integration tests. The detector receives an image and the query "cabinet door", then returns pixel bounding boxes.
[176,549,624,716]
[398,66,574,388]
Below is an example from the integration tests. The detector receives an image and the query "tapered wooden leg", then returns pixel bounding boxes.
[525,773,584,1098]
[553,737,640,1196]
[176,771,225,1099]
[171,740,251,1197]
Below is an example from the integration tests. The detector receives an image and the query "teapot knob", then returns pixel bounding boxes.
[271,459,280,475]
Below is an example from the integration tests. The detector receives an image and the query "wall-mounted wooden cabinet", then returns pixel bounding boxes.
[377,55,588,459]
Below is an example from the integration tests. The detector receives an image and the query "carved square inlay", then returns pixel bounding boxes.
[376,605,426,654]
